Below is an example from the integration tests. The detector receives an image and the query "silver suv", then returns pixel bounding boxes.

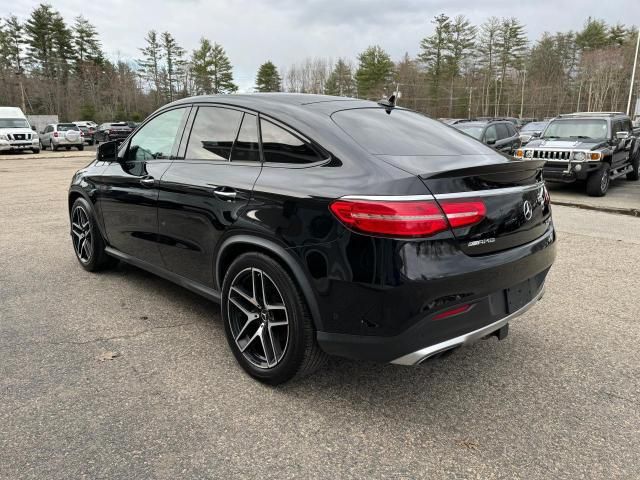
[41,123,84,151]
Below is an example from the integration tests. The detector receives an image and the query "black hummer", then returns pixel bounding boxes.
[516,112,640,196]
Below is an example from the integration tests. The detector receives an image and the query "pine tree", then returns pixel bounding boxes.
[495,18,528,116]
[138,30,164,106]
[50,13,74,77]
[3,16,24,73]
[445,15,476,116]
[255,61,281,92]
[477,17,501,115]
[24,4,56,75]
[191,39,237,94]
[324,59,356,97]
[161,31,186,102]
[355,45,394,99]
[73,16,102,65]
[418,14,451,95]
[576,18,610,51]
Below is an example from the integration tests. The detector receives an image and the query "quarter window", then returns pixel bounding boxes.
[187,107,243,161]
[230,113,260,163]
[127,108,187,163]
[260,119,322,164]
[496,123,510,139]
[484,125,498,143]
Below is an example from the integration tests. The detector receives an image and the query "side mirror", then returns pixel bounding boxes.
[616,131,629,140]
[31,125,36,131]
[531,132,541,138]
[486,138,497,145]
[97,140,119,162]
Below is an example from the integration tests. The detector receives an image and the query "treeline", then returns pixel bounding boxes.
[0,4,638,122]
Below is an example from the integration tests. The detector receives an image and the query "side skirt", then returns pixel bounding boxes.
[105,247,221,303]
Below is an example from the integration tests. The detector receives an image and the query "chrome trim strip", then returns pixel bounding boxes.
[433,182,543,200]
[341,183,544,202]
[390,284,545,366]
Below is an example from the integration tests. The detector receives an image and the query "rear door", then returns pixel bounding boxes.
[157,105,262,287]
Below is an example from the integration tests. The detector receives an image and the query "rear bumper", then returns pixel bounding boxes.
[391,284,545,365]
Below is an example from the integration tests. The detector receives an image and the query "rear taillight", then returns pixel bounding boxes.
[53,132,59,137]
[80,131,85,136]
[329,198,486,238]
[439,200,486,228]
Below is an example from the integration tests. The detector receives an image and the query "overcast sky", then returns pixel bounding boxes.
[2,0,639,92]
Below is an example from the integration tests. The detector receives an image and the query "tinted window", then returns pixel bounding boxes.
[484,125,498,143]
[186,107,242,161]
[332,108,497,156]
[260,119,322,164]
[506,124,517,136]
[230,113,260,162]
[127,108,187,163]
[496,123,510,139]
[454,124,484,140]
[58,124,79,132]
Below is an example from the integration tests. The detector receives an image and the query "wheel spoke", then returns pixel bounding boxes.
[239,328,261,353]
[268,320,288,327]
[230,286,258,308]
[259,326,274,367]
[234,315,259,342]
[267,325,280,364]
[229,296,257,320]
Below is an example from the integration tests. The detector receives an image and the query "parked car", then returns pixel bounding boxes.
[454,119,521,153]
[0,107,40,154]
[438,118,467,125]
[519,121,549,145]
[68,94,556,384]
[516,112,640,196]
[40,123,84,151]
[77,125,96,145]
[94,122,133,143]
[73,120,97,129]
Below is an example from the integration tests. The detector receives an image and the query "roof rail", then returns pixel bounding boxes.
[557,112,626,118]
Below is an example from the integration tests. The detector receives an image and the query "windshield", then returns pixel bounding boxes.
[542,119,608,140]
[331,108,495,156]
[0,118,30,129]
[521,122,547,132]
[454,124,484,140]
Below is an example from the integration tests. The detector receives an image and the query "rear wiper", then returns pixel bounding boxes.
[541,135,560,139]
[569,135,590,139]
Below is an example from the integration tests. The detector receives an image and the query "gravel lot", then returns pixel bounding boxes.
[1,153,639,479]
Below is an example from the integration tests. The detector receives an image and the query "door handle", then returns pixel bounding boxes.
[140,177,156,187]
[212,188,237,201]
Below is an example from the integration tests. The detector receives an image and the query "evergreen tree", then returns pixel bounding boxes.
[3,16,24,73]
[161,31,186,101]
[50,12,74,77]
[495,18,528,115]
[477,17,501,115]
[324,59,356,97]
[355,45,394,99]
[138,30,164,106]
[73,16,102,64]
[255,61,281,92]
[24,4,56,75]
[418,14,451,93]
[576,18,610,51]
[191,39,237,94]
[607,23,627,47]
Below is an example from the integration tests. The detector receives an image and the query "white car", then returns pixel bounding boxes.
[0,107,40,153]
[41,123,84,151]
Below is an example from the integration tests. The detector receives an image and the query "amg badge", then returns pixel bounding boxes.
[468,238,496,247]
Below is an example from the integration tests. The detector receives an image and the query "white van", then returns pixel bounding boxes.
[0,107,40,153]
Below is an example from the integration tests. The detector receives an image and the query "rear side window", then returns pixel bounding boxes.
[496,123,510,139]
[230,113,260,163]
[484,125,498,143]
[187,107,243,161]
[332,108,496,156]
[260,119,322,164]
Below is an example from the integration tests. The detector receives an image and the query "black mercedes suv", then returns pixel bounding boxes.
[68,94,556,384]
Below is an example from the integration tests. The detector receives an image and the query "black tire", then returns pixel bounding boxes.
[70,197,118,272]
[627,151,639,181]
[105,135,110,142]
[586,164,610,197]
[32,148,40,154]
[78,145,84,151]
[51,141,57,151]
[65,146,71,151]
[90,139,95,146]
[221,252,327,385]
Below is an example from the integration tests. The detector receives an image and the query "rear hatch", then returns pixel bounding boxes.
[331,107,552,255]
[109,123,132,135]
[414,157,550,255]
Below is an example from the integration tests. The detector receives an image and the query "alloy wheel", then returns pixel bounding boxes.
[71,205,93,263]
[600,169,609,192]
[227,267,289,369]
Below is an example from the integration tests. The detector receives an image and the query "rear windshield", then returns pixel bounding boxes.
[58,124,79,131]
[0,118,29,129]
[542,119,608,140]
[331,108,493,156]
[111,123,129,127]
